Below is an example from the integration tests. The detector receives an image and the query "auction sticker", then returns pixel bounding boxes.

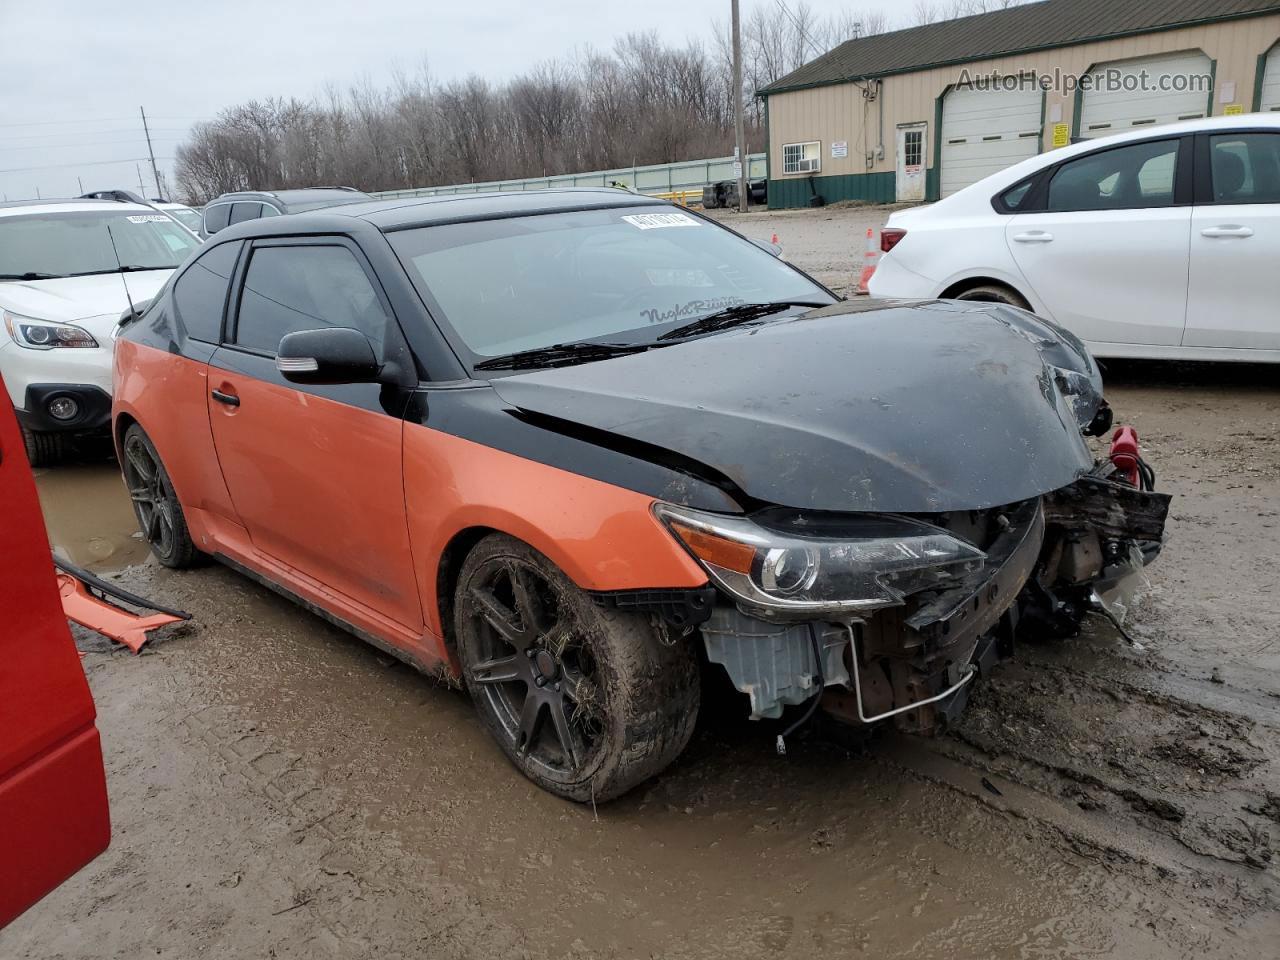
[621,212,699,230]
[126,215,169,223]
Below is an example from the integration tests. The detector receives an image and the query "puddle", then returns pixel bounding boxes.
[34,463,150,573]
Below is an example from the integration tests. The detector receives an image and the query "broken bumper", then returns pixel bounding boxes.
[700,476,1170,733]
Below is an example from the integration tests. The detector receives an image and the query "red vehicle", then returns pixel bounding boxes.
[0,374,110,928]
[112,191,1167,801]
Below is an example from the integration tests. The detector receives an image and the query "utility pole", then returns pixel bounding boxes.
[140,106,162,200]
[77,176,84,194]
[731,0,748,212]
[136,163,146,196]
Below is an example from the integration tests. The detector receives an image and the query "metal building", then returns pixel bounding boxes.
[760,0,1280,208]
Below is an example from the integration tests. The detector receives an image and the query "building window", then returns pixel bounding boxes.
[903,129,923,168]
[782,141,821,174]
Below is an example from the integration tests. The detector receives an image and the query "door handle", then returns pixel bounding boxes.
[1012,231,1054,243]
[1200,225,1254,238]
[211,389,240,407]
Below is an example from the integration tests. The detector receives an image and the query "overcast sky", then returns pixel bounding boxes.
[0,0,902,202]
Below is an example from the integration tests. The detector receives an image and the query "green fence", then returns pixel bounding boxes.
[369,154,768,200]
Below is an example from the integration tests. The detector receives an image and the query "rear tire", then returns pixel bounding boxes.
[455,533,699,802]
[21,426,71,467]
[120,423,201,569]
[953,284,1031,310]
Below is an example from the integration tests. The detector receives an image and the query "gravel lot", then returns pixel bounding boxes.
[5,205,1279,960]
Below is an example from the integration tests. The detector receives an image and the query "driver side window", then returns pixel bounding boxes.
[1046,139,1180,212]
[231,244,389,355]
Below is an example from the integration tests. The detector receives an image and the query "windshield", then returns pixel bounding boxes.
[389,206,832,361]
[167,208,204,231]
[0,210,200,279]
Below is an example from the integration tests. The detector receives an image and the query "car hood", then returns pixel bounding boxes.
[489,299,1103,514]
[0,271,173,333]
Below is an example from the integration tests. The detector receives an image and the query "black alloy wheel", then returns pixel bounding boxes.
[121,424,200,568]
[455,534,699,802]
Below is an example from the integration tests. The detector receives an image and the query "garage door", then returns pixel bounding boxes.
[940,85,1043,196]
[1078,52,1212,139]
[1260,46,1280,112]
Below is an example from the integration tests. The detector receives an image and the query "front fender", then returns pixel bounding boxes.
[403,420,708,642]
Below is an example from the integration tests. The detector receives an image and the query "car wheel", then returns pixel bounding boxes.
[953,284,1031,310]
[121,424,201,569]
[455,533,699,802]
[20,426,71,468]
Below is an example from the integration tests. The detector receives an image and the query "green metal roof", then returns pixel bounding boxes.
[760,0,1280,96]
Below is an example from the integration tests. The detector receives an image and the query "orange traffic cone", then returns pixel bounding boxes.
[771,232,778,244]
[856,227,878,295]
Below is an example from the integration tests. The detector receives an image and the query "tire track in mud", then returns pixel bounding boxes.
[172,693,531,959]
[867,628,1280,941]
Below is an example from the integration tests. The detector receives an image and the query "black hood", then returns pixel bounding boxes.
[489,299,1102,514]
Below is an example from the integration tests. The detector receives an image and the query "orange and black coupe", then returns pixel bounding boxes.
[113,190,1168,800]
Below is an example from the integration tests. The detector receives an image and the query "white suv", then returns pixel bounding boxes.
[0,199,200,464]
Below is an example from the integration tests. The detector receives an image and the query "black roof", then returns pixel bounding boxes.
[216,188,663,237]
[761,0,1280,95]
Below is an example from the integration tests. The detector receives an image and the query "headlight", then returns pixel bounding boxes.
[655,502,985,618]
[3,311,99,350]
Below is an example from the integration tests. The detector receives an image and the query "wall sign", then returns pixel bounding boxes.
[831,141,848,158]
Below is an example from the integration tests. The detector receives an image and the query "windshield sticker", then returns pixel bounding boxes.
[641,296,745,325]
[125,215,169,223]
[621,212,700,230]
[644,268,714,287]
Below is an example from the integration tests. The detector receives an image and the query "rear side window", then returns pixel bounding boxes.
[1046,139,1179,211]
[1208,133,1280,204]
[203,204,231,234]
[233,245,389,355]
[228,202,262,225]
[172,241,241,343]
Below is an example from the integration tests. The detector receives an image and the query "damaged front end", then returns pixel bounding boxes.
[657,451,1170,738]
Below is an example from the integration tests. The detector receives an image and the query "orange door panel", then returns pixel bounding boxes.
[113,338,241,545]
[206,350,423,633]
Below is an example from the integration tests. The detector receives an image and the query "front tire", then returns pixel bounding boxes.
[121,424,201,569]
[21,425,71,467]
[455,533,699,802]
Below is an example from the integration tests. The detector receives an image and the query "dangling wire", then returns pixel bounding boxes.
[776,623,826,756]
[1090,595,1138,645]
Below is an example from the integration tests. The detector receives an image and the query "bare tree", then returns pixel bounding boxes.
[173,1,1032,203]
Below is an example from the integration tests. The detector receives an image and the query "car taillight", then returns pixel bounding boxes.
[880,228,906,253]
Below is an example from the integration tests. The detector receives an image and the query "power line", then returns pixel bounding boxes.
[3,128,191,143]
[0,116,212,128]
[772,0,823,58]
[3,137,188,152]
[0,156,175,174]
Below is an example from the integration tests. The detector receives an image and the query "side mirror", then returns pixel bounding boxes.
[275,327,380,385]
[749,237,783,258]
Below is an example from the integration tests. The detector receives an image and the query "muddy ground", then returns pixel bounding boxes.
[5,205,1280,959]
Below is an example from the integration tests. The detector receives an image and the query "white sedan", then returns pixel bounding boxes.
[869,114,1280,363]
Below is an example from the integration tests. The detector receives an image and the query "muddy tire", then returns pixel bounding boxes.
[954,284,1031,310]
[121,423,201,569]
[455,533,699,802]
[21,425,71,467]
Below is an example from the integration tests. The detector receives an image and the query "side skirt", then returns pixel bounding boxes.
[212,552,458,686]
